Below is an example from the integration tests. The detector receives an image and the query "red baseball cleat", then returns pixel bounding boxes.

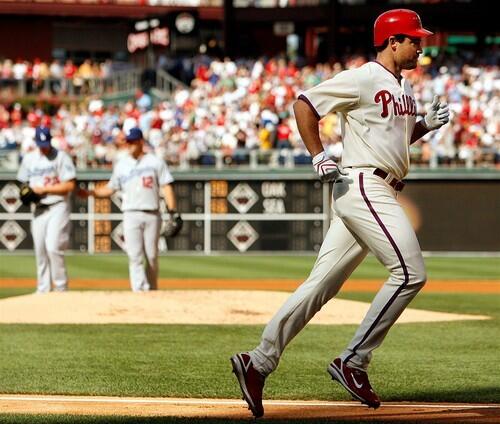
[328,357,381,409]
[230,352,265,418]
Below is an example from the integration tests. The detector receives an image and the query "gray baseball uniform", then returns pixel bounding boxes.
[17,148,76,293]
[108,152,174,291]
[249,61,426,374]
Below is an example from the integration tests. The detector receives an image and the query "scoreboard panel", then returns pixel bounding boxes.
[0,178,327,253]
[208,179,326,252]
[210,180,323,214]
[211,220,324,252]
[3,174,496,252]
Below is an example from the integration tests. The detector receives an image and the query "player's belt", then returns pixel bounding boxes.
[36,201,62,210]
[373,168,405,192]
[126,209,159,213]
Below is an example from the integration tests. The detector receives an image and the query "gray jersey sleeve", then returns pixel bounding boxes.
[158,159,174,187]
[58,152,76,181]
[17,157,30,183]
[107,163,122,191]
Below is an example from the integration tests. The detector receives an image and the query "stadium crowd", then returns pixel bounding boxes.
[0,58,134,96]
[0,50,498,169]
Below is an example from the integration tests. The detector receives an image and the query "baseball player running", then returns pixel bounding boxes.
[17,126,76,293]
[83,127,181,292]
[231,9,450,418]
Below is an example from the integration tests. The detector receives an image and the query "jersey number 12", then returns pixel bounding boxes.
[142,176,154,188]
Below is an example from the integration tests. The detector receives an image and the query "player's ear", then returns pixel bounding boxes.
[389,36,398,51]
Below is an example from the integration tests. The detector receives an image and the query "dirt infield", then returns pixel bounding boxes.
[0,290,489,324]
[3,278,500,293]
[1,395,499,422]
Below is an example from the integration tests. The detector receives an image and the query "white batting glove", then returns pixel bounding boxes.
[312,151,346,183]
[423,95,450,130]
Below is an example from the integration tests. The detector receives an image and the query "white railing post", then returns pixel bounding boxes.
[284,149,294,168]
[465,151,474,169]
[249,149,258,169]
[179,151,189,170]
[215,150,224,169]
[429,148,438,169]
[270,149,280,168]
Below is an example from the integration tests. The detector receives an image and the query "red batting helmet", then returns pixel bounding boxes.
[373,9,433,47]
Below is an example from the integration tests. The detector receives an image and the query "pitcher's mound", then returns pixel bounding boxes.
[0,290,490,324]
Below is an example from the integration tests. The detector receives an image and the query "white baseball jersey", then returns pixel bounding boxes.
[108,152,174,211]
[299,61,417,179]
[17,149,76,205]
[247,61,430,384]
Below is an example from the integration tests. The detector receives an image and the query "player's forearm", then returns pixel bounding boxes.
[43,179,76,195]
[163,184,177,211]
[92,185,115,198]
[410,120,430,144]
[293,99,324,156]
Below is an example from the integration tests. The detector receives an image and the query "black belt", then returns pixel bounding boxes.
[36,201,62,210]
[126,210,159,213]
[373,168,405,192]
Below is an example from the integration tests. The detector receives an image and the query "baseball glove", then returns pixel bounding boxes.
[19,183,42,206]
[163,211,183,238]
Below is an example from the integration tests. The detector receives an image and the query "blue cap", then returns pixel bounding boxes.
[35,126,52,147]
[125,127,143,142]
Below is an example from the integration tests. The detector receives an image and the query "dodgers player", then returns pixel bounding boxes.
[231,9,450,418]
[17,126,76,293]
[87,127,178,292]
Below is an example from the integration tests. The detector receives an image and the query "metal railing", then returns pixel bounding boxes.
[0,68,180,100]
[153,69,188,100]
[109,68,143,94]
[3,147,496,172]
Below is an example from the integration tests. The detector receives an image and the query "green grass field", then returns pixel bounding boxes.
[0,255,499,423]
[1,254,499,280]
[0,296,499,401]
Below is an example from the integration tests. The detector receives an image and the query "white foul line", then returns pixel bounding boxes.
[0,396,498,410]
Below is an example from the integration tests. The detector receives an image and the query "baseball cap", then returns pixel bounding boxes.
[125,127,143,142]
[35,126,52,147]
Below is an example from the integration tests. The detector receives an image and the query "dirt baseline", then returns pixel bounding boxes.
[1,395,499,423]
[3,278,500,293]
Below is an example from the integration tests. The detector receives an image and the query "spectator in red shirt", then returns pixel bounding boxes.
[64,60,77,79]
[0,105,10,129]
[276,118,292,149]
[26,108,41,128]
[10,103,23,125]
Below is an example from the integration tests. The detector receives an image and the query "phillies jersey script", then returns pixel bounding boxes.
[17,149,76,204]
[299,61,417,180]
[108,153,174,211]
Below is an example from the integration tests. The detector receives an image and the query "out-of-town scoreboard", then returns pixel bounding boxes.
[1,170,499,253]
[0,172,328,253]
